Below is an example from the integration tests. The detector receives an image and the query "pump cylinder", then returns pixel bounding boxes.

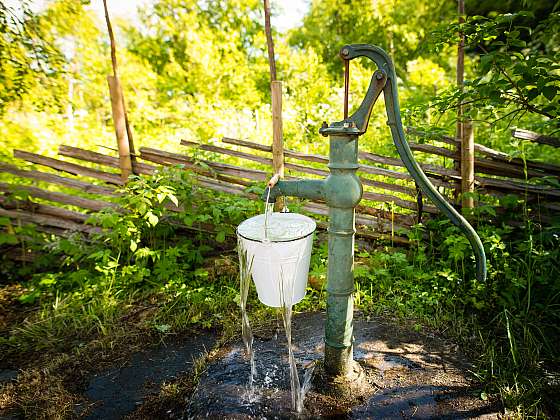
[323,133,362,376]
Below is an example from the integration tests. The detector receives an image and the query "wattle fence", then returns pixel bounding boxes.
[1,127,559,260]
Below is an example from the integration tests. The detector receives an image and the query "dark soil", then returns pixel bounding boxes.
[0,330,216,419]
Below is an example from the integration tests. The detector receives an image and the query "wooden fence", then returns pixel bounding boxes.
[1,128,559,260]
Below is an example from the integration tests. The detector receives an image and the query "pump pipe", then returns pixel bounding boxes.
[263,44,487,378]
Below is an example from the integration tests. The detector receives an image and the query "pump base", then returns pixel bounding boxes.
[312,359,373,403]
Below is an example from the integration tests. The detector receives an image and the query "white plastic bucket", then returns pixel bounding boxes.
[237,212,316,307]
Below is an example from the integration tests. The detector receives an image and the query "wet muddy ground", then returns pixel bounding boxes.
[0,312,502,418]
[83,334,215,419]
[189,312,502,419]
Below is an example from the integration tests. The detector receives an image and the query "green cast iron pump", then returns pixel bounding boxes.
[265,44,487,377]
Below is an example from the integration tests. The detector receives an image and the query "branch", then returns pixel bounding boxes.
[437,96,490,113]
[490,107,523,126]
[479,44,555,120]
[102,0,118,77]
[263,0,276,82]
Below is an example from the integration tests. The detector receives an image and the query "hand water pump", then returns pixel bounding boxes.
[263,44,487,379]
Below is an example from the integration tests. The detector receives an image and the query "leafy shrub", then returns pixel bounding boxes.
[2,168,262,351]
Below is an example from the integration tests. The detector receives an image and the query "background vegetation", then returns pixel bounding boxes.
[0,0,559,418]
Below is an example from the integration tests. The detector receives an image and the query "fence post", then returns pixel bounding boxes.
[103,0,135,181]
[107,75,132,182]
[461,122,475,209]
[454,0,466,204]
[271,81,284,209]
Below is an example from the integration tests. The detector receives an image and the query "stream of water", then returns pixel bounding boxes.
[279,283,301,411]
[278,264,315,413]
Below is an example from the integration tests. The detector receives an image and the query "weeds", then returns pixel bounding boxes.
[340,207,559,417]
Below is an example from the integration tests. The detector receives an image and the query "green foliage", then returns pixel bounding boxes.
[0,1,66,112]
[360,217,560,416]
[1,1,560,415]
[289,0,453,77]
[128,0,266,105]
[426,11,560,130]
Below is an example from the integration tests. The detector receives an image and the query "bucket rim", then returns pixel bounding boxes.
[237,212,316,243]
[236,229,314,243]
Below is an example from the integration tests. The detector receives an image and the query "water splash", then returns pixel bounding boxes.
[298,362,316,413]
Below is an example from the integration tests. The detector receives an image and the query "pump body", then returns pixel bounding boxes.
[265,44,486,377]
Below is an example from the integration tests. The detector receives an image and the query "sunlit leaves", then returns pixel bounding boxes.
[0,1,66,112]
[426,10,560,128]
[289,0,454,77]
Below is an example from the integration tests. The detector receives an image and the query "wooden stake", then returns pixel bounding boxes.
[263,0,277,82]
[461,122,475,209]
[271,80,284,178]
[107,75,132,182]
[455,0,465,203]
[263,0,284,210]
[103,0,136,177]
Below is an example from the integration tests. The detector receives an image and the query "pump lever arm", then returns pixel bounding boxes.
[339,44,487,283]
[335,52,387,134]
[347,68,387,133]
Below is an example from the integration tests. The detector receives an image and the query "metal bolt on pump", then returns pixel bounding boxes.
[265,44,487,377]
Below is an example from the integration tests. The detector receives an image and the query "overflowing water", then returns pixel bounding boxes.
[240,211,316,243]
[237,243,256,400]
[278,263,316,413]
[237,195,315,413]
[279,268,301,411]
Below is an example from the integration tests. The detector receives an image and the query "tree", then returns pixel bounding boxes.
[127,0,268,107]
[428,10,560,131]
[289,0,454,78]
[0,1,65,113]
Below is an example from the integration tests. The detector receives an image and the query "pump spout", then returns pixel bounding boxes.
[263,179,326,203]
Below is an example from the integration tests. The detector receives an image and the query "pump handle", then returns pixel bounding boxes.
[339,44,487,283]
